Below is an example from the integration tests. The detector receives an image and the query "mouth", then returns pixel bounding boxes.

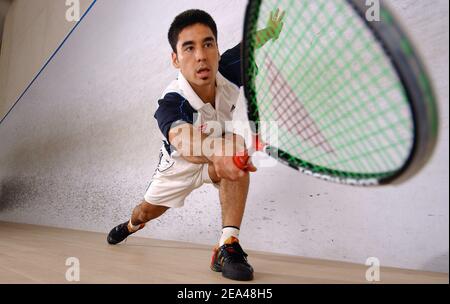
[196,67,211,79]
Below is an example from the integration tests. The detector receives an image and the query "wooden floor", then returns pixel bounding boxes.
[0,221,447,284]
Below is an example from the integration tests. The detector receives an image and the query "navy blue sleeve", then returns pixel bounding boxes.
[154,92,197,143]
[219,43,242,88]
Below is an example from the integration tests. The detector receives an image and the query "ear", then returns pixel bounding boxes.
[172,52,180,68]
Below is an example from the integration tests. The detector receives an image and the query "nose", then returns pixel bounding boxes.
[195,48,207,61]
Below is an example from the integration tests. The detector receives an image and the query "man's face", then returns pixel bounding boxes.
[172,23,220,92]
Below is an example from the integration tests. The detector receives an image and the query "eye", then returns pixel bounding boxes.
[205,42,214,48]
[185,46,194,52]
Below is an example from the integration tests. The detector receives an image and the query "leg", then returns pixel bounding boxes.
[216,172,250,228]
[130,200,169,226]
[107,200,168,245]
[208,163,250,228]
[208,165,254,281]
[215,133,251,227]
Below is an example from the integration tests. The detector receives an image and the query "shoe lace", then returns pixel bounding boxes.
[220,242,249,264]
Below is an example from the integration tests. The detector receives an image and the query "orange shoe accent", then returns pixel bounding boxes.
[224,236,239,245]
[210,246,219,268]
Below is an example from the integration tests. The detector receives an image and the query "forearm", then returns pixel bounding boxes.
[181,155,209,164]
[169,125,246,165]
[169,124,219,165]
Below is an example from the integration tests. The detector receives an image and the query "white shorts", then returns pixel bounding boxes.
[144,147,219,208]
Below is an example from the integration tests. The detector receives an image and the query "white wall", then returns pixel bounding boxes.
[0,0,12,44]
[0,0,448,273]
[0,0,93,120]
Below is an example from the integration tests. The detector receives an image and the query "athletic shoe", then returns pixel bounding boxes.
[210,236,254,281]
[107,221,144,245]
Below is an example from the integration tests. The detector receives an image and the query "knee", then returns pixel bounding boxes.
[139,201,168,219]
[208,163,222,184]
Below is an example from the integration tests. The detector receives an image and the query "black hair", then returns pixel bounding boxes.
[168,9,218,53]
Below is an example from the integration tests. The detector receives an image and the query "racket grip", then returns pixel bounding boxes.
[233,154,250,170]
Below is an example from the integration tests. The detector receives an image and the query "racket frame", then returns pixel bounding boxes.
[241,0,439,186]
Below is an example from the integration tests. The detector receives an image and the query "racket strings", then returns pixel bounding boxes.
[246,0,414,176]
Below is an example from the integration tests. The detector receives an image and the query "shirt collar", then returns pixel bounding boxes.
[177,71,228,111]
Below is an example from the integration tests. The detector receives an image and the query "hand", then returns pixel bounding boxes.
[211,155,256,181]
[266,8,285,41]
[210,137,257,181]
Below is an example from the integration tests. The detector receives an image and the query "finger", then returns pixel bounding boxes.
[247,163,257,172]
[279,10,285,22]
[274,8,279,20]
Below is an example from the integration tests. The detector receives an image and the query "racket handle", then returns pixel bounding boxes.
[233,154,250,170]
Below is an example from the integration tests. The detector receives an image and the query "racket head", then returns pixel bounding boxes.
[242,0,439,186]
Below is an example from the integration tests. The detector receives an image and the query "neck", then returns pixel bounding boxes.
[191,83,216,106]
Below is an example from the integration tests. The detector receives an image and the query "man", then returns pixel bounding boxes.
[107,9,284,281]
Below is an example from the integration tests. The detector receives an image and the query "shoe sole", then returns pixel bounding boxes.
[222,269,254,281]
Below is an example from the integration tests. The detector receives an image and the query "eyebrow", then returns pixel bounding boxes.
[181,36,216,49]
